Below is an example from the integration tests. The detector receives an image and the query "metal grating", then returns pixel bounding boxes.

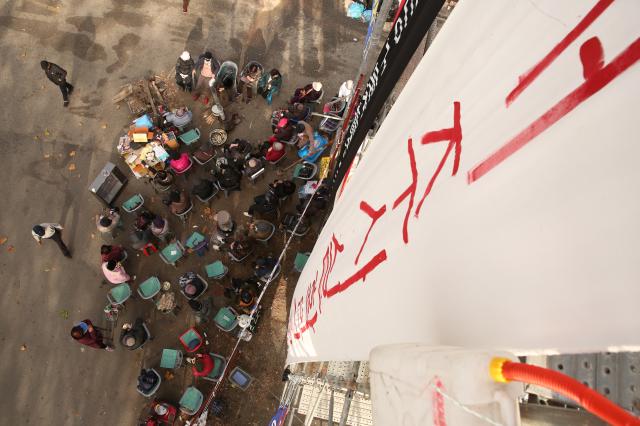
[327,361,358,382]
[356,362,370,384]
[297,384,373,426]
[546,352,640,415]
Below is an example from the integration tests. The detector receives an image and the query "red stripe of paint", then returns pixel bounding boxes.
[325,250,388,298]
[505,0,614,107]
[469,37,640,184]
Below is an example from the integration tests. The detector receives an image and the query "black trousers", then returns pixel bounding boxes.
[58,80,74,102]
[48,229,71,257]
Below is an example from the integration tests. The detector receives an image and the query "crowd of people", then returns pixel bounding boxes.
[35,46,348,423]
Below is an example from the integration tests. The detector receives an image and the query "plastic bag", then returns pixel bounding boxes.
[347,2,365,19]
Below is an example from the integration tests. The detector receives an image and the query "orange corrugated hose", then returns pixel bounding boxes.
[490,358,640,426]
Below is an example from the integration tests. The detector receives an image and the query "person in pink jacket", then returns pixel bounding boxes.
[102,260,131,284]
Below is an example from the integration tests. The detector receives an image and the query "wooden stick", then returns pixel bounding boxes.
[143,79,157,116]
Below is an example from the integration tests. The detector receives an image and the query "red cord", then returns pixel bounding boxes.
[501,361,640,426]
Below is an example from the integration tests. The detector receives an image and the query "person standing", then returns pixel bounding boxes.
[70,319,114,351]
[32,222,71,258]
[40,60,74,107]
[214,61,239,104]
[193,51,220,105]
[175,51,195,92]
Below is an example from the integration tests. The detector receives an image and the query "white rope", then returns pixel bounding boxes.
[431,386,504,426]
[200,178,326,413]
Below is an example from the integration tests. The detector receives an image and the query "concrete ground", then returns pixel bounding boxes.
[0,0,367,424]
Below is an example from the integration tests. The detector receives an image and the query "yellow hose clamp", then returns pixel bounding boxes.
[489,357,511,383]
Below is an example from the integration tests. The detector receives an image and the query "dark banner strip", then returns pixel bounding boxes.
[331,0,445,197]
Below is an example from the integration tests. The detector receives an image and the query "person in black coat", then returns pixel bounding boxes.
[40,60,74,107]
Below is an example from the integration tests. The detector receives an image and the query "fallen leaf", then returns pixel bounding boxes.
[44,129,50,136]
[69,151,76,157]
[59,309,69,319]
[33,136,39,141]
[67,163,76,171]
[7,245,15,253]
[20,344,27,351]
[0,237,7,245]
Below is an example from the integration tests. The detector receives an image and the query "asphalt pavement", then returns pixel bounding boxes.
[0,0,366,424]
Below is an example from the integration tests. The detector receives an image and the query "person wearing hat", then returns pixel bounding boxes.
[175,51,195,92]
[102,259,131,284]
[120,318,150,351]
[290,81,323,104]
[32,222,71,258]
[193,51,220,104]
[40,60,74,107]
[163,107,193,128]
[71,319,114,351]
[244,157,263,178]
[265,141,285,163]
[215,210,235,233]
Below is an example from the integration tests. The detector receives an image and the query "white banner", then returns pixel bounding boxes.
[287,0,640,363]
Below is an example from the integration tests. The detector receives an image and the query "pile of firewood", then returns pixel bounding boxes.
[112,70,180,116]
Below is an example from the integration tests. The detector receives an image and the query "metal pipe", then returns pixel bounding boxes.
[304,381,327,426]
[328,388,335,426]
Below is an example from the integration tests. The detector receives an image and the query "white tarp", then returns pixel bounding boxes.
[287,0,640,363]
